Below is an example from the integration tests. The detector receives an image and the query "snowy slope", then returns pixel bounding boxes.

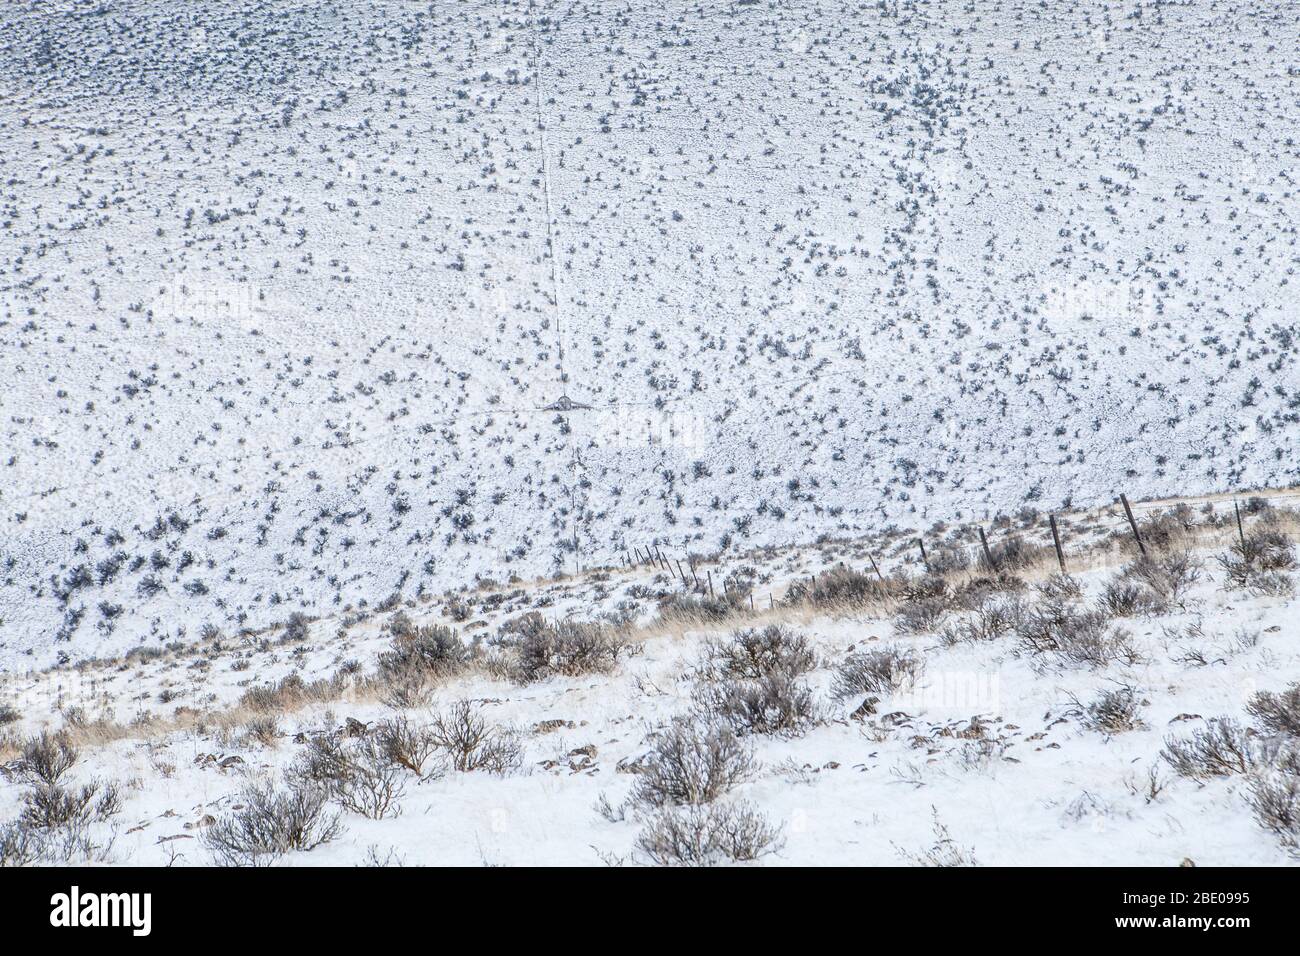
[1,498,1297,866]
[1,0,1297,663]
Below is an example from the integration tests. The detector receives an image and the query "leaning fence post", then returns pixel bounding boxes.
[978,527,997,572]
[706,570,715,597]
[1120,494,1147,557]
[917,537,929,571]
[1049,515,1067,574]
[1234,500,1247,553]
[868,554,886,586]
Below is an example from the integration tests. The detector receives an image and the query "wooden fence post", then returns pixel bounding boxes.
[917,537,929,570]
[706,570,715,597]
[1120,494,1147,557]
[1234,500,1247,552]
[868,555,886,586]
[978,527,997,572]
[1049,515,1067,574]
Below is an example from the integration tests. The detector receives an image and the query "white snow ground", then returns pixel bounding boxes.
[1,497,1297,866]
[2,0,1298,663]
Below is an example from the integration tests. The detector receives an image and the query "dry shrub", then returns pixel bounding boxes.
[941,596,1024,645]
[375,716,440,776]
[894,598,950,635]
[695,671,816,737]
[1097,552,1204,618]
[1217,528,1296,592]
[204,780,343,866]
[0,816,113,867]
[692,626,818,737]
[897,809,979,867]
[427,700,522,774]
[514,619,625,683]
[925,547,970,575]
[1249,571,1295,598]
[832,646,920,700]
[1247,684,1300,738]
[631,718,755,809]
[1071,685,1144,734]
[892,575,962,635]
[1232,528,1296,572]
[952,574,1026,608]
[786,565,895,608]
[1247,738,1300,854]
[376,669,434,709]
[378,617,469,681]
[290,734,407,819]
[373,618,471,707]
[0,821,43,867]
[21,780,120,830]
[1161,718,1257,779]
[657,592,741,624]
[241,716,280,748]
[239,672,346,714]
[1098,580,1167,618]
[1130,551,1202,603]
[1015,600,1137,667]
[698,626,817,681]
[17,732,78,786]
[635,801,782,866]
[1034,573,1083,602]
[1131,509,1194,553]
[981,536,1046,574]
[1250,763,1300,856]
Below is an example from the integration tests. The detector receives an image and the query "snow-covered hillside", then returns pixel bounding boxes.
[2,0,1297,663]
[1,496,1298,866]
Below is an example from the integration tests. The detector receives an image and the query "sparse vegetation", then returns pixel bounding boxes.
[635,801,782,866]
[1161,718,1258,779]
[1071,685,1145,735]
[511,618,626,683]
[1247,684,1300,738]
[1015,600,1138,668]
[426,701,523,775]
[289,735,407,820]
[0,0,1298,874]
[631,718,755,809]
[832,646,921,700]
[204,780,343,866]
